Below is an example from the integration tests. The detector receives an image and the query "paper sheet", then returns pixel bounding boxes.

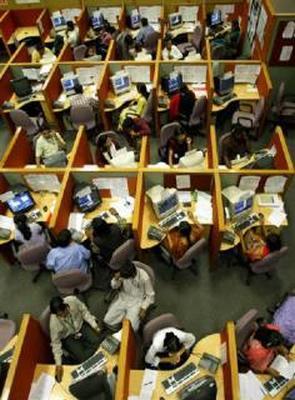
[256,4,267,45]
[194,191,213,224]
[174,65,206,83]
[279,46,293,62]
[111,196,134,219]
[282,21,295,39]
[270,355,295,379]
[124,66,151,83]
[0,191,14,202]
[234,64,261,84]
[267,210,287,228]
[139,369,158,400]
[76,66,103,86]
[176,175,191,189]
[0,216,14,231]
[62,8,81,21]
[100,7,121,24]
[24,174,61,193]
[239,176,261,192]
[264,176,287,194]
[179,6,199,22]
[28,373,55,400]
[178,191,191,204]
[139,6,161,23]
[239,370,266,400]
[110,178,130,198]
[22,68,40,81]
[68,213,84,232]
[92,178,112,190]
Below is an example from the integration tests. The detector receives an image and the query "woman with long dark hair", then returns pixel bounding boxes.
[14,214,47,250]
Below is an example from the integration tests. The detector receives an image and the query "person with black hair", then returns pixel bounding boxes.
[86,217,126,262]
[166,126,192,167]
[244,323,289,376]
[136,17,155,45]
[31,41,55,64]
[49,295,101,382]
[179,83,196,121]
[35,129,66,167]
[103,260,155,332]
[221,124,250,168]
[121,115,151,151]
[162,37,183,60]
[145,327,196,369]
[46,229,91,274]
[66,20,80,48]
[96,135,120,165]
[14,214,47,250]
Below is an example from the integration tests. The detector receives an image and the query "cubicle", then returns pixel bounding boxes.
[123,1,164,36]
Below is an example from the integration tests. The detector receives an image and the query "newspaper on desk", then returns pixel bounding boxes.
[270,355,295,380]
[139,369,158,400]
[111,196,135,220]
[0,216,14,231]
[239,370,266,400]
[194,191,213,224]
[28,373,55,400]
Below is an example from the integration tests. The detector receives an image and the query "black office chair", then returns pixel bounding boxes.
[69,370,112,400]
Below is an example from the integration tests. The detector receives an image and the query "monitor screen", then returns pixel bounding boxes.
[112,74,131,94]
[62,76,79,92]
[6,191,35,214]
[215,74,234,96]
[130,12,141,28]
[210,10,222,27]
[11,77,32,98]
[52,16,66,28]
[157,193,178,217]
[234,197,253,215]
[167,73,182,94]
[169,13,182,28]
[76,194,94,209]
[92,14,104,29]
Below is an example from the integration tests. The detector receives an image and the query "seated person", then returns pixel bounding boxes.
[122,116,151,151]
[49,295,101,382]
[46,229,91,274]
[244,323,289,376]
[70,83,98,109]
[136,18,155,46]
[119,83,149,126]
[96,135,120,165]
[66,21,80,48]
[145,328,196,370]
[52,34,64,56]
[213,19,241,59]
[83,44,102,61]
[162,38,183,60]
[163,219,204,260]
[104,260,155,332]
[31,42,55,64]
[134,43,152,60]
[13,213,47,251]
[35,129,66,167]
[221,124,250,168]
[98,25,113,47]
[86,217,126,262]
[239,215,282,262]
[116,30,135,60]
[165,127,192,167]
[179,84,196,121]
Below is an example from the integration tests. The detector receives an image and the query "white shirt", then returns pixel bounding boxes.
[15,223,46,247]
[145,327,196,367]
[162,45,183,60]
[66,27,80,47]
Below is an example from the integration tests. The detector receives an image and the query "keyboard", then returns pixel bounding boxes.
[213,92,237,106]
[233,213,260,232]
[263,376,289,397]
[159,210,186,231]
[71,351,107,383]
[161,362,199,395]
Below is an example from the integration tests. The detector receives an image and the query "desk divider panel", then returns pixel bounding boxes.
[2,314,53,400]
[132,171,144,248]
[9,42,31,63]
[0,11,16,43]
[59,43,74,63]
[268,126,294,171]
[220,321,240,400]
[210,172,225,268]
[76,7,88,42]
[208,125,219,170]
[0,128,33,168]
[69,125,93,168]
[37,8,52,43]
[10,8,43,27]
[139,136,150,168]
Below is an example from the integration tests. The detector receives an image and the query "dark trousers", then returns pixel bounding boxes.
[62,323,100,364]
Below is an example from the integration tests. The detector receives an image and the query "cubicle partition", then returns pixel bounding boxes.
[86,2,124,31]
[1,314,53,400]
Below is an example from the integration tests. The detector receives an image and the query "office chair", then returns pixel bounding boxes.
[177,25,202,55]
[12,241,51,283]
[69,370,112,400]
[143,31,160,55]
[0,318,16,351]
[143,313,181,348]
[10,109,43,138]
[70,104,96,131]
[159,237,207,279]
[211,44,226,60]
[52,268,93,295]
[235,309,259,369]
[73,44,87,61]
[218,131,231,164]
[142,91,154,125]
[159,122,181,161]
[95,131,130,149]
[109,239,136,271]
[246,246,288,286]
[271,81,295,125]
[232,97,265,139]
[188,95,207,135]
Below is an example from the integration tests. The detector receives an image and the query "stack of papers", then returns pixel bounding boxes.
[111,196,135,219]
[194,191,213,224]
[0,216,14,231]
[239,371,266,400]
[28,373,55,400]
[270,355,295,379]
[68,212,84,232]
[178,191,191,204]
[267,209,287,227]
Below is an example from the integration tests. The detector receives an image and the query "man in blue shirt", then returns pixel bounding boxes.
[136,17,155,45]
[46,229,91,274]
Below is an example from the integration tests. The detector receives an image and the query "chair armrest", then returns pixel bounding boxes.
[236,115,255,129]
[239,103,254,113]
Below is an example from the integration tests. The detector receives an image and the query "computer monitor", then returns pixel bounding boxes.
[110,72,131,95]
[179,150,204,168]
[215,73,234,96]
[167,72,182,94]
[76,193,95,211]
[6,191,35,214]
[233,197,253,216]
[222,186,254,218]
[11,77,32,98]
[51,16,66,31]
[130,10,141,29]
[169,12,183,30]
[61,75,80,94]
[155,192,179,219]
[209,9,222,27]
[92,12,104,29]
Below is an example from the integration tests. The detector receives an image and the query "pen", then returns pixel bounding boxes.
[144,381,153,386]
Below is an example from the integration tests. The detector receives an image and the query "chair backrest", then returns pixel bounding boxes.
[191,25,202,51]
[38,306,51,336]
[133,261,155,288]
[143,31,159,53]
[73,44,87,60]
[189,95,207,126]
[235,309,259,351]
[174,237,207,270]
[276,82,285,110]
[211,44,226,59]
[142,91,154,124]
[10,110,38,136]
[109,239,136,270]
[143,313,181,347]
[250,246,288,274]
[160,122,181,148]
[52,268,92,295]
[253,97,265,123]
[0,319,16,350]
[70,104,96,129]
[17,241,50,268]
[96,131,130,149]
[218,131,231,163]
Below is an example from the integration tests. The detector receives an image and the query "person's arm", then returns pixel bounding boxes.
[54,132,66,149]
[135,97,146,117]
[31,50,41,63]
[35,140,43,166]
[162,48,168,60]
[46,250,55,271]
[139,271,155,318]
[176,330,196,350]
[73,297,100,331]
[222,141,232,169]
[186,136,192,151]
[145,342,162,367]
[168,147,174,167]
[78,244,91,260]
[138,119,151,136]
[50,320,64,366]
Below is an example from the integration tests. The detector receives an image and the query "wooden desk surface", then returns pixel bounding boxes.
[3,93,45,113]
[53,85,97,113]
[8,27,40,45]
[129,334,224,399]
[212,84,260,113]
[220,195,288,252]
[104,85,139,112]
[140,195,211,250]
[33,348,118,400]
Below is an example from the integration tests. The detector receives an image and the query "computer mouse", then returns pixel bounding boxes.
[43,206,48,212]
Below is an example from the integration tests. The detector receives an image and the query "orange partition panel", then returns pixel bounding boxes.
[43,65,63,103]
[2,314,53,400]
[11,9,42,27]
[132,172,144,248]
[70,126,93,167]
[76,8,89,42]
[37,9,52,42]
[0,12,16,42]
[269,126,294,171]
[59,43,73,62]
[0,67,13,105]
[10,43,31,63]
[1,128,33,168]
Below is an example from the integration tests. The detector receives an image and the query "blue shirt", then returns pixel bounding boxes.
[136,25,155,44]
[46,242,91,274]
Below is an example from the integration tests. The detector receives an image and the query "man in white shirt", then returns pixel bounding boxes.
[145,327,196,369]
[162,38,183,60]
[66,20,80,48]
[104,261,155,332]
